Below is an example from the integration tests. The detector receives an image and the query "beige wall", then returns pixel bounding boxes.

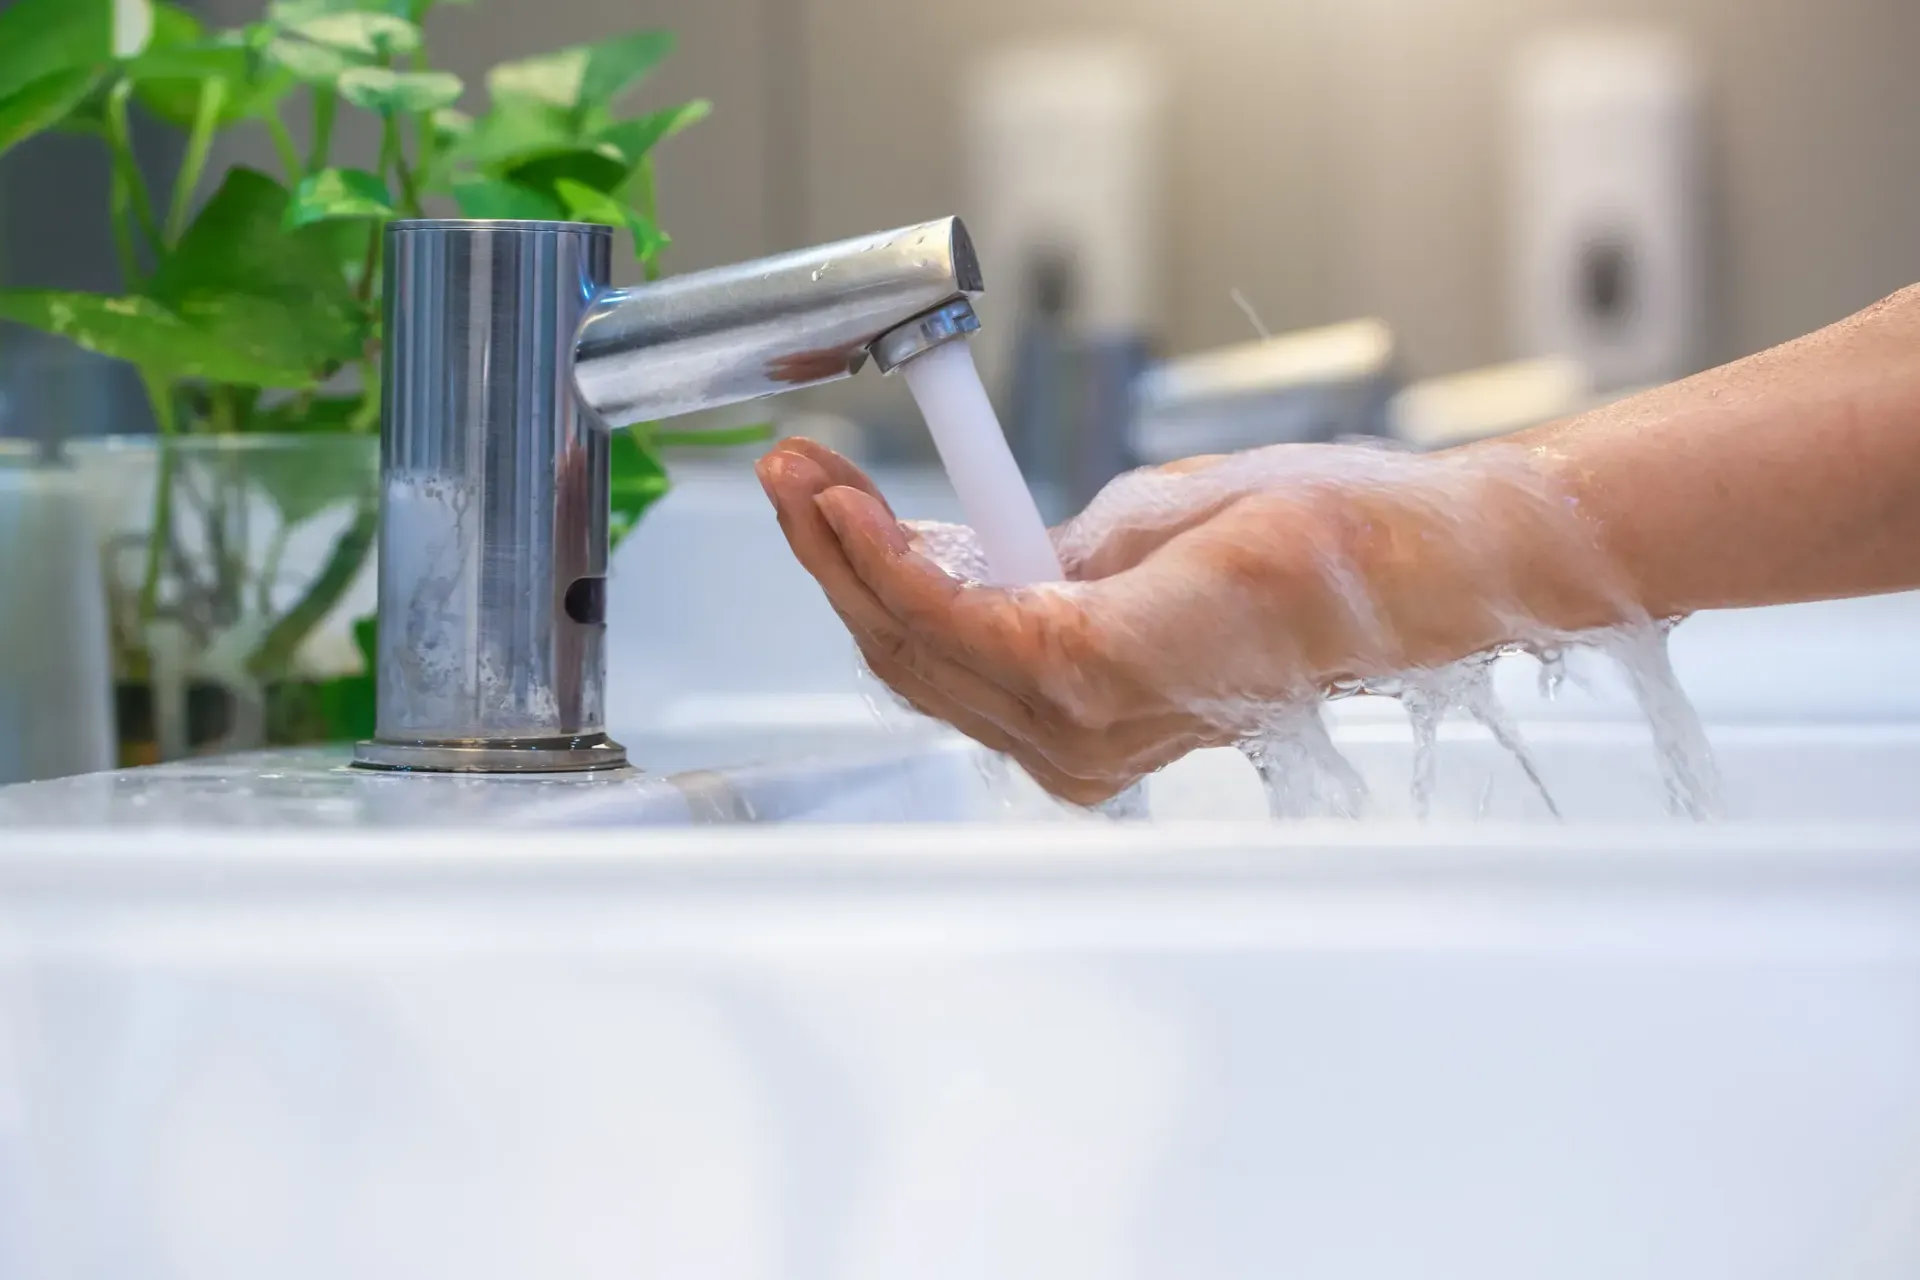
[213,0,1920,399]
[794,0,1920,378]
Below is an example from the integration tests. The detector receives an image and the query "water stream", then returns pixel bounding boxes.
[884,339,1719,823]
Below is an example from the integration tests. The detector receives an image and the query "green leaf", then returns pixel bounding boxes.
[0,68,105,160]
[268,0,416,21]
[336,66,461,114]
[450,175,564,221]
[131,36,295,127]
[487,29,673,115]
[278,11,420,59]
[651,423,776,449]
[449,97,581,172]
[0,0,145,102]
[486,47,587,112]
[609,424,671,550]
[577,30,675,112]
[354,614,376,670]
[554,178,669,261]
[145,168,369,379]
[306,614,377,742]
[285,167,395,228]
[596,99,709,163]
[288,211,376,287]
[248,394,366,434]
[147,1,202,47]
[0,291,311,385]
[552,176,623,223]
[429,106,472,147]
[118,0,157,56]
[507,147,629,199]
[263,35,354,85]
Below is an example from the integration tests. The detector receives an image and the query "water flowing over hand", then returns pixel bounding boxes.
[756,437,1634,804]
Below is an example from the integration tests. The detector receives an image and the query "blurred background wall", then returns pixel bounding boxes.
[8,0,1919,437]
[389,0,1920,373]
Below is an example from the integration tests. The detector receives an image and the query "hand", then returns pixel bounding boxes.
[756,438,1627,804]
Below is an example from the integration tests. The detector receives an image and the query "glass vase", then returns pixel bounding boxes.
[68,434,379,765]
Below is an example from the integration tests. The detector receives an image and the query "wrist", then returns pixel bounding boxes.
[1306,447,1635,679]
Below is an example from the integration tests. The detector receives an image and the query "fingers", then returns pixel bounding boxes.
[758,459,1067,750]
[769,437,895,514]
[814,486,964,623]
[756,451,907,645]
[756,440,1193,805]
[815,486,1047,692]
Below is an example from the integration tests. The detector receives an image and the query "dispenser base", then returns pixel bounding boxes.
[351,733,629,774]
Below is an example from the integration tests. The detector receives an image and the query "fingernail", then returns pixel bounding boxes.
[816,488,907,556]
[753,453,786,499]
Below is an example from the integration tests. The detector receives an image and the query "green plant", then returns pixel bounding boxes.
[0,0,759,747]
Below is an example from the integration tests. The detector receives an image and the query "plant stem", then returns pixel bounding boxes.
[349,359,381,432]
[106,80,163,263]
[257,525,291,616]
[381,113,424,216]
[167,78,229,244]
[246,500,378,679]
[408,35,431,180]
[354,222,381,303]
[210,387,237,435]
[108,143,138,289]
[137,373,179,627]
[266,111,301,184]
[632,157,662,282]
[307,87,336,174]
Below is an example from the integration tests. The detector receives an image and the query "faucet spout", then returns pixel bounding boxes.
[572,216,983,429]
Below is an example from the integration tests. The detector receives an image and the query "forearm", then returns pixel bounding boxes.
[1484,283,1920,619]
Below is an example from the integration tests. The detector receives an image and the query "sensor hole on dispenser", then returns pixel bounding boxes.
[564,576,607,625]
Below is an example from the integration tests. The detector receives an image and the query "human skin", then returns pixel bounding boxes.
[757,284,1920,804]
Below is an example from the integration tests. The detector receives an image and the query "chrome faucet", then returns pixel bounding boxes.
[353,217,984,773]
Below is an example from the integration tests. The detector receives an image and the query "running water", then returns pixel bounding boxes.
[884,345,1719,823]
[897,342,1062,585]
[897,340,1153,818]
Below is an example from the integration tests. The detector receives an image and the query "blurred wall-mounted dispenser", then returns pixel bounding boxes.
[1129,320,1398,464]
[1510,30,1704,393]
[963,40,1163,514]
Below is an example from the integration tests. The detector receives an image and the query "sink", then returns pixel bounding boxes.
[0,722,986,830]
[5,717,1920,1279]
[7,715,1920,829]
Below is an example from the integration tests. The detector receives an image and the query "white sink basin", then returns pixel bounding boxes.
[6,717,1919,828]
[4,826,1920,1280]
[5,719,1920,1279]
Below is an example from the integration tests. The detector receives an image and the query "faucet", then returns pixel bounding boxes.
[353,216,984,773]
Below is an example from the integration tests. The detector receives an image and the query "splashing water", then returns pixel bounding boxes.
[1238,703,1369,820]
[870,513,1719,822]
[870,514,1720,821]
[1597,620,1722,819]
[1363,656,1561,820]
[884,355,1719,822]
